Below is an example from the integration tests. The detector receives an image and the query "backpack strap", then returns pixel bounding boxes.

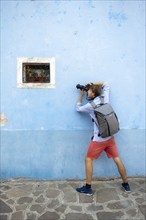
[90,101,100,131]
[90,99,105,137]
[90,96,104,109]
[90,101,96,109]
[100,96,104,105]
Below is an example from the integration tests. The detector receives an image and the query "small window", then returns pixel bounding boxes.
[17,57,55,88]
[22,63,50,83]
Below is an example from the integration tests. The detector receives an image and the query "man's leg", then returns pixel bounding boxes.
[85,156,93,185]
[85,141,103,185]
[113,157,131,192]
[113,157,128,183]
[76,141,103,195]
[76,156,93,195]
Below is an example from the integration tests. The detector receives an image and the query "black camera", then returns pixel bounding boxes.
[76,84,91,92]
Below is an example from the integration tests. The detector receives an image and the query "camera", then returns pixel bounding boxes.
[76,84,91,92]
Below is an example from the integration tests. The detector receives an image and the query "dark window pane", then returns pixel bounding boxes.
[22,63,50,83]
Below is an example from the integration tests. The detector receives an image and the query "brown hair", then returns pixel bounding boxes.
[90,84,102,97]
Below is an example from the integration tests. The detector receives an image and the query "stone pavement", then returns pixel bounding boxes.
[0,177,145,220]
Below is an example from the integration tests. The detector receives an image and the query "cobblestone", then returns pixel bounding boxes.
[0,177,145,220]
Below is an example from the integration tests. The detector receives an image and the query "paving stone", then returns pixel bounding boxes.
[129,182,139,191]
[58,182,69,190]
[6,200,15,205]
[139,188,146,193]
[107,199,134,210]
[92,182,110,190]
[132,192,140,197]
[121,192,129,198]
[140,183,146,189]
[64,213,94,220]
[48,182,58,188]
[126,209,137,217]
[96,211,124,220]
[0,178,145,220]
[35,195,45,203]
[17,185,33,192]
[135,179,145,185]
[0,200,12,213]
[67,182,80,189]
[11,211,24,220]
[96,188,119,203]
[0,215,8,220]
[15,204,27,211]
[26,212,37,220]
[17,197,33,204]
[35,183,49,191]
[47,199,60,209]
[79,194,94,203]
[38,211,60,220]
[46,189,61,198]
[63,189,77,203]
[30,204,44,214]
[135,198,144,204]
[86,204,103,211]
[138,205,146,217]
[1,186,11,191]
[55,204,67,213]
[33,190,43,197]
[69,205,82,212]
[6,189,30,198]
[0,195,8,200]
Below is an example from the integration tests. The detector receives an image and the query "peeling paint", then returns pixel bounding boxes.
[108,8,127,27]
[0,112,8,126]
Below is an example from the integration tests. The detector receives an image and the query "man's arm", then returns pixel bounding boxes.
[94,82,104,86]
[76,90,93,113]
[77,89,84,104]
[85,82,103,87]
[86,81,110,103]
[100,82,110,103]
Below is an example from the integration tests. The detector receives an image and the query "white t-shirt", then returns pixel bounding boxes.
[76,82,112,142]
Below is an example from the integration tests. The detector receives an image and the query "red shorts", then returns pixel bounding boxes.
[86,137,119,160]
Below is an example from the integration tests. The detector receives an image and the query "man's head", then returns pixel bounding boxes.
[87,84,101,99]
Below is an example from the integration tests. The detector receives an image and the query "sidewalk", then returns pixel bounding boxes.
[0,177,145,220]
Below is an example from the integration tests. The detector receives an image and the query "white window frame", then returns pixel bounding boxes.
[17,57,55,88]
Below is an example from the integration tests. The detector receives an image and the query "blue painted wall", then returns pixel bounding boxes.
[1,0,145,179]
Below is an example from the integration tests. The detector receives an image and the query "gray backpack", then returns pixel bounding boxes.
[91,98,120,138]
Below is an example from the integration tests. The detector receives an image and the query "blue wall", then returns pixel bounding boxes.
[1,0,145,179]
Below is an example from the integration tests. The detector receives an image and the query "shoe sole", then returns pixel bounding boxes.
[80,192,93,196]
[76,190,93,196]
[121,186,131,193]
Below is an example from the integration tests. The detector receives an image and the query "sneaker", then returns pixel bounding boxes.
[122,183,131,192]
[76,185,93,196]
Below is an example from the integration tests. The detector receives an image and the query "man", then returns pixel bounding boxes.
[76,82,131,195]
